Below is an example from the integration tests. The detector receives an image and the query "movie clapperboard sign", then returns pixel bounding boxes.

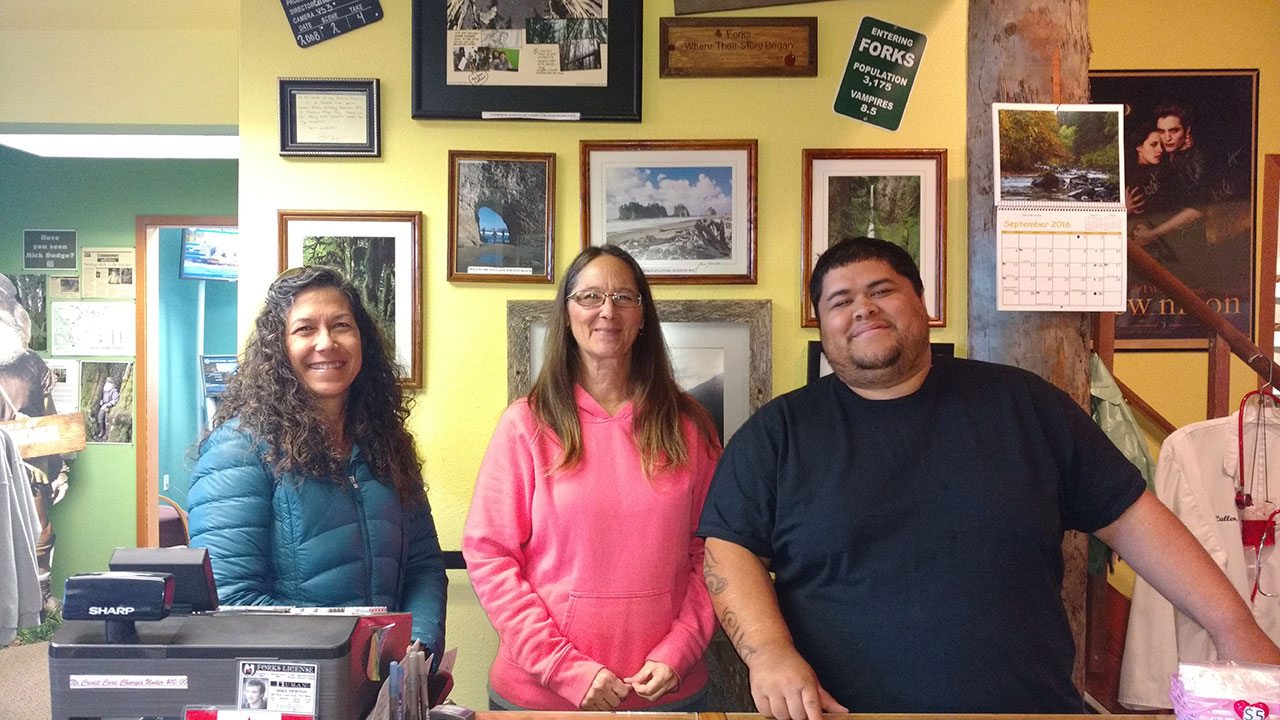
[280,0,383,48]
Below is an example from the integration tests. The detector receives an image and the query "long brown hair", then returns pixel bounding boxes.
[528,245,719,477]
[207,266,426,504]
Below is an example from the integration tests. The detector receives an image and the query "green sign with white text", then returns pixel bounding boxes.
[834,16,927,131]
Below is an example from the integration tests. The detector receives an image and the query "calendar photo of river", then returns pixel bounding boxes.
[996,106,1121,204]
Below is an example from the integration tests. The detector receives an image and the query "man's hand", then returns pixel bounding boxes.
[747,639,848,720]
[579,667,629,711]
[625,659,679,702]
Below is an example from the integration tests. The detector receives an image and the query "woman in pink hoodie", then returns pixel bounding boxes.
[463,245,721,711]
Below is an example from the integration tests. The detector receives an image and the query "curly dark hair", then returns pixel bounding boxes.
[208,266,425,504]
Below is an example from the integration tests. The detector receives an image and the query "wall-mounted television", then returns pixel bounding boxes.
[179,227,239,282]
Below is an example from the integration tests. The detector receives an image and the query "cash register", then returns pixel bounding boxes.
[48,547,388,719]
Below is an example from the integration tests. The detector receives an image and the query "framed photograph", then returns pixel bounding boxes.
[581,139,758,284]
[1090,69,1259,348]
[508,299,771,442]
[278,210,423,388]
[802,148,947,327]
[81,360,134,444]
[4,273,48,352]
[278,77,380,157]
[448,151,556,283]
[413,1,641,121]
[675,0,830,13]
[807,340,955,384]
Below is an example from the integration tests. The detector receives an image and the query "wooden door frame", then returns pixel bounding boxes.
[134,215,236,547]
[1260,154,1279,382]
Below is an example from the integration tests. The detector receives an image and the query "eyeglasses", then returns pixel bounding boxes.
[567,290,643,309]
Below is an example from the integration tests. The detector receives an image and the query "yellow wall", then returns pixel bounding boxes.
[236,0,967,706]
[1095,0,1280,428]
[233,0,1280,705]
[1093,0,1280,597]
[5,0,1275,707]
[0,1,238,128]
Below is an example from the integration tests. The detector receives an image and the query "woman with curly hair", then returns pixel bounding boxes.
[187,266,446,660]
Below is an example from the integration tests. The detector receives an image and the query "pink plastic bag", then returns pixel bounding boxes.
[1171,662,1280,720]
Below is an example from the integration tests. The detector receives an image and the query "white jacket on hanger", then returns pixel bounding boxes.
[1119,406,1280,709]
[0,425,41,645]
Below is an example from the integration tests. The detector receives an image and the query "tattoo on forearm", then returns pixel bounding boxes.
[703,545,728,595]
[720,609,756,660]
[704,567,728,595]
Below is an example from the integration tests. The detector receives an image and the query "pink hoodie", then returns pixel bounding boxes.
[463,388,719,710]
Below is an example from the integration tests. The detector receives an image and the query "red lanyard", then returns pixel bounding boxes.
[1251,508,1280,603]
[1237,391,1276,549]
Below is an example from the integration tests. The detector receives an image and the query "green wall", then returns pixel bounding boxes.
[0,144,236,594]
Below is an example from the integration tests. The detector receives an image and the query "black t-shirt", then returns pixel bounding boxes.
[697,355,1145,712]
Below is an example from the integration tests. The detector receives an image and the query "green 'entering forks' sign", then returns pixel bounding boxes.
[834,16,927,131]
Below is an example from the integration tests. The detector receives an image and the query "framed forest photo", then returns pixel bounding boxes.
[802,148,946,327]
[448,150,555,283]
[278,210,423,388]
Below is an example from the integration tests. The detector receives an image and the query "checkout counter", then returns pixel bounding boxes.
[46,548,403,719]
[49,612,373,719]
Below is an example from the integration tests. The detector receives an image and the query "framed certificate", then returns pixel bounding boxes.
[278,77,380,157]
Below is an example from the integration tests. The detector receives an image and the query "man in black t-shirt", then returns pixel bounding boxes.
[697,237,1280,718]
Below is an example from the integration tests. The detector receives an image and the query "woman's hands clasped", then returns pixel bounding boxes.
[580,660,681,710]
[625,660,680,702]
[580,668,629,710]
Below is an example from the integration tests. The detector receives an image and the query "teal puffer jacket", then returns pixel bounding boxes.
[187,421,446,659]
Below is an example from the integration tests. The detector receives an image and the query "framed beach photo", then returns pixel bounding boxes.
[801,148,946,328]
[581,139,758,284]
[278,210,423,388]
[508,299,772,443]
[413,1,641,121]
[448,150,555,283]
[1090,69,1259,348]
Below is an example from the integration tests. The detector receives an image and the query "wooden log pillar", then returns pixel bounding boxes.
[966,0,1094,693]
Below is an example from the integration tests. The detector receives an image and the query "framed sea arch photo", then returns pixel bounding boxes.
[1089,69,1259,348]
[278,210,423,388]
[448,150,555,283]
[581,139,758,284]
[801,148,947,328]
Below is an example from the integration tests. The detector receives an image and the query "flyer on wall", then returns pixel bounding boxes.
[81,248,136,300]
[445,0,609,87]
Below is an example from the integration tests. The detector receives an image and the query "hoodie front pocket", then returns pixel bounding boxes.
[562,587,673,675]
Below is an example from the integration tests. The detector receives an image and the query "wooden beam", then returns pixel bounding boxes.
[967,0,1092,693]
[1092,312,1116,371]
[1260,155,1280,389]
[1207,335,1232,419]
[1129,241,1277,383]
